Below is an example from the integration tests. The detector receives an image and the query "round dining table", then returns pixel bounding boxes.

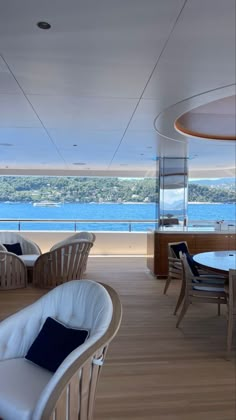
[193,250,236,274]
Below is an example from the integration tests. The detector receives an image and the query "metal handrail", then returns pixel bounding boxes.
[0,218,156,223]
[0,218,234,232]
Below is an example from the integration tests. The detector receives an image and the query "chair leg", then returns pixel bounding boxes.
[174,279,185,315]
[227,310,233,358]
[163,276,171,294]
[176,300,189,328]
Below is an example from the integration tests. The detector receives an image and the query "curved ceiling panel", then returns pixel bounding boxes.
[174,95,236,140]
[154,84,236,142]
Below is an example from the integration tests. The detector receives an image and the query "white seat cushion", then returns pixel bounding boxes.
[18,254,39,268]
[193,285,224,292]
[0,358,53,420]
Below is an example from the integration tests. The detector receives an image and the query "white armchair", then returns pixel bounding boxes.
[33,240,93,288]
[0,279,122,420]
[50,231,96,251]
[0,232,41,255]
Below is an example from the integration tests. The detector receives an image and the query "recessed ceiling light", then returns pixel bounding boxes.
[73,144,77,147]
[146,146,152,149]
[37,21,51,30]
[73,162,86,165]
[0,143,13,147]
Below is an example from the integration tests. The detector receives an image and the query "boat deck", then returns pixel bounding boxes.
[0,256,235,420]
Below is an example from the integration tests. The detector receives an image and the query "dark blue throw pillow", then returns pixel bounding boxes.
[186,253,199,277]
[25,317,89,373]
[170,242,188,259]
[3,242,22,256]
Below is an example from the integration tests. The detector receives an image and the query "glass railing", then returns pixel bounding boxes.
[159,219,235,232]
[0,219,158,232]
[0,218,234,232]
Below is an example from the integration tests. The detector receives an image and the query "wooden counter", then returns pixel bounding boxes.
[147,230,236,278]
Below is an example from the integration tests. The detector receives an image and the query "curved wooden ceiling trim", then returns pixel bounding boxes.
[154,84,236,143]
[174,95,236,141]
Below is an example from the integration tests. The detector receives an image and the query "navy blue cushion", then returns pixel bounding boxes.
[3,242,22,256]
[170,243,188,259]
[186,253,199,277]
[25,317,89,373]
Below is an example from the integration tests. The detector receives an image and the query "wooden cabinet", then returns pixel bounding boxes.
[147,231,236,278]
[195,234,228,251]
[228,234,236,250]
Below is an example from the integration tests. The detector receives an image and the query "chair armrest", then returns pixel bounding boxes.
[198,268,227,278]
[199,274,227,281]
[0,243,7,252]
[23,238,42,255]
[192,276,225,289]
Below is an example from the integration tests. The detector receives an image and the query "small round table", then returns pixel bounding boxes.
[193,250,236,274]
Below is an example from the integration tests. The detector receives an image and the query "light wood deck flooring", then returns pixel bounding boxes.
[0,256,235,420]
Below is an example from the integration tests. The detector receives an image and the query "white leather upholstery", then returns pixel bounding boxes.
[0,359,52,420]
[0,232,41,255]
[19,254,39,268]
[0,280,113,420]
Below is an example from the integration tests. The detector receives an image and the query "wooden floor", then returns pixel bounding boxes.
[0,257,235,420]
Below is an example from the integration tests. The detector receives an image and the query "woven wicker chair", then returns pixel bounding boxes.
[33,240,93,288]
[0,279,122,420]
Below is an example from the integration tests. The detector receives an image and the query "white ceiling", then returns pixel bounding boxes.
[0,0,235,178]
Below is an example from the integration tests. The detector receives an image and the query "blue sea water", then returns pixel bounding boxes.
[0,202,235,232]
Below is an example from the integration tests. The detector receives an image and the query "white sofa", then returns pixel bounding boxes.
[0,279,122,420]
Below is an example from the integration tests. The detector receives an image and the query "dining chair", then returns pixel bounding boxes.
[163,241,189,298]
[0,251,27,290]
[225,269,236,357]
[165,241,227,315]
[33,240,93,289]
[176,252,227,328]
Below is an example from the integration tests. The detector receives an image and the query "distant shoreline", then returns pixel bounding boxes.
[188,201,223,205]
[0,201,233,205]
